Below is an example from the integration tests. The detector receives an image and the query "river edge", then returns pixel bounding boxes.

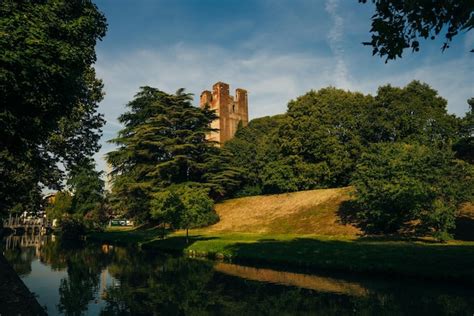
[0,252,47,315]
[88,229,474,284]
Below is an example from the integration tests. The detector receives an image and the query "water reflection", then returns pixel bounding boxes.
[2,235,474,315]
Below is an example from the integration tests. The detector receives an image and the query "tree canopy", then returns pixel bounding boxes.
[0,0,107,218]
[359,0,474,60]
[107,87,238,222]
[352,143,473,240]
[226,81,462,198]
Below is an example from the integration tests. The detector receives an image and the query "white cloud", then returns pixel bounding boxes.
[325,0,351,89]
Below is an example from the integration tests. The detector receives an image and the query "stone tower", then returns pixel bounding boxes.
[200,82,248,144]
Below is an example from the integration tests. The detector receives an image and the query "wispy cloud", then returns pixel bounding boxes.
[325,0,351,89]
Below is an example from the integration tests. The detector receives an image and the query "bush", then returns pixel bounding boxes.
[351,143,474,240]
[59,217,86,240]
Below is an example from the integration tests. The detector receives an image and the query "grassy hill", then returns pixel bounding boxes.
[205,187,360,236]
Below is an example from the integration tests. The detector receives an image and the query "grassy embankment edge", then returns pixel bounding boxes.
[89,227,474,284]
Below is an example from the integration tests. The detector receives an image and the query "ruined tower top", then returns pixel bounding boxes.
[200,82,248,144]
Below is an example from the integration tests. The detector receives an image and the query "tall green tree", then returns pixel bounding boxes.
[225,115,285,196]
[364,81,461,145]
[359,0,473,60]
[279,87,373,188]
[107,87,234,221]
[67,159,105,229]
[0,0,107,218]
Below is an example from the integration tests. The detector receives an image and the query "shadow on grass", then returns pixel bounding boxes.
[336,201,413,241]
[454,215,474,241]
[337,200,474,242]
[220,236,474,283]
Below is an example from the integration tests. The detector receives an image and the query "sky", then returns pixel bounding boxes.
[93,0,474,172]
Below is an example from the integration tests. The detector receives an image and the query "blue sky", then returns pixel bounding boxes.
[93,0,474,172]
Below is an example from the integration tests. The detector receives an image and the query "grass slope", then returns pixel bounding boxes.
[206,187,359,236]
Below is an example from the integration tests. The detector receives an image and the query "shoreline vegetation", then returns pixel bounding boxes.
[89,188,474,284]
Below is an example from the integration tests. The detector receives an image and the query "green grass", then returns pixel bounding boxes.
[89,228,474,283]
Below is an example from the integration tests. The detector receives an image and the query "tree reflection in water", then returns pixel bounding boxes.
[3,236,474,315]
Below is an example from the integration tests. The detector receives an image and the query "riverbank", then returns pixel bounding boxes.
[0,252,46,315]
[89,228,474,283]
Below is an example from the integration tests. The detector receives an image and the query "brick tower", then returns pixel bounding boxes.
[200,82,248,144]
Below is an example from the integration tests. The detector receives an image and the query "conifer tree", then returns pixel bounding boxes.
[107,87,239,221]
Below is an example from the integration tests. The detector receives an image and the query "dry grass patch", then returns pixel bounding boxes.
[204,187,361,236]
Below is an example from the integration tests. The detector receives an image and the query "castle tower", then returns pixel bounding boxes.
[200,82,248,144]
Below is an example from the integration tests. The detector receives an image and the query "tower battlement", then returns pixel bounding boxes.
[200,82,248,144]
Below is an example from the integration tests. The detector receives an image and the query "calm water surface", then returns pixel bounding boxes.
[3,235,474,315]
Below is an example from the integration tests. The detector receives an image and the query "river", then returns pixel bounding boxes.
[2,235,474,315]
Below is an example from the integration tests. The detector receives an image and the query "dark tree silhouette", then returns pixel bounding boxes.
[359,0,474,60]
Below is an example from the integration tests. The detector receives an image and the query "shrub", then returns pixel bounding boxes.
[59,217,86,240]
[352,143,474,240]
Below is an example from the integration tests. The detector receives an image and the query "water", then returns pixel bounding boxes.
[3,235,474,315]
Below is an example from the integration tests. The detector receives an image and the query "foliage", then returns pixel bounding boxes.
[365,81,460,145]
[46,191,73,221]
[59,217,87,240]
[228,81,462,197]
[150,183,218,238]
[225,115,286,195]
[224,82,467,238]
[0,0,107,218]
[454,98,474,163]
[177,185,217,230]
[45,160,106,230]
[352,143,474,240]
[150,188,184,228]
[107,87,238,221]
[268,87,373,189]
[67,159,106,228]
[359,0,474,60]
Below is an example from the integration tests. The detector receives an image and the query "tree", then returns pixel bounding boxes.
[150,187,184,236]
[278,87,372,188]
[150,184,217,242]
[107,87,230,221]
[454,98,474,163]
[46,191,73,221]
[352,143,474,240]
[67,159,105,229]
[365,81,460,146]
[225,115,286,196]
[0,0,107,218]
[359,0,474,60]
